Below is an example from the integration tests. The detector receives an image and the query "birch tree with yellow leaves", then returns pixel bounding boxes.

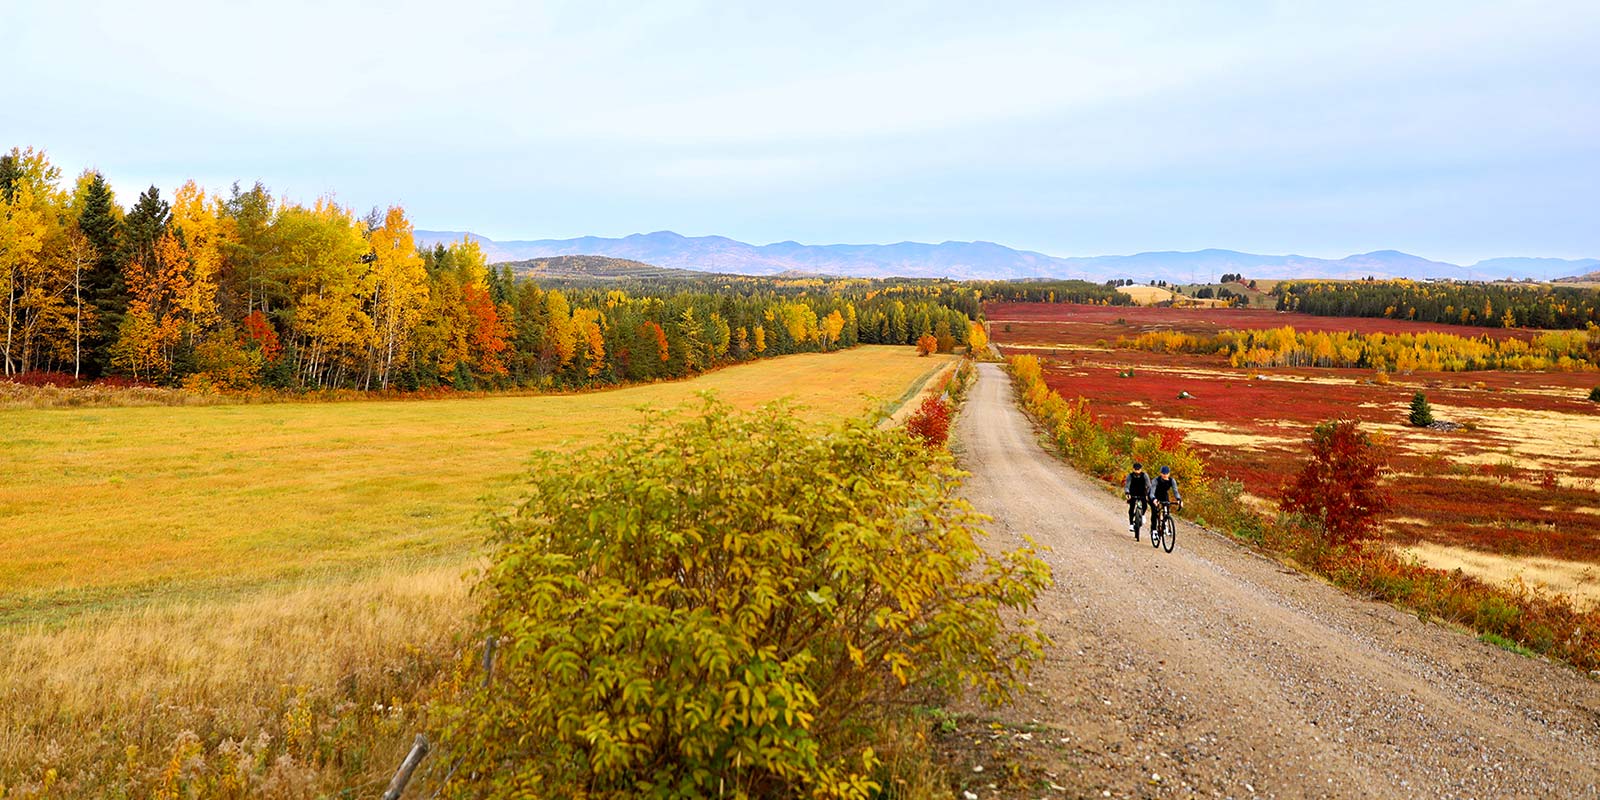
[364,206,429,389]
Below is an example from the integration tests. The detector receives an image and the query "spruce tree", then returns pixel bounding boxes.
[0,152,19,202]
[1409,392,1434,427]
[120,185,170,270]
[76,173,123,375]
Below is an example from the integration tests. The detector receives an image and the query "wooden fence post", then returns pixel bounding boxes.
[381,733,430,800]
[482,635,498,689]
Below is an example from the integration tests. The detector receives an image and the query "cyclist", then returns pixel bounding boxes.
[1152,465,1183,531]
[1122,462,1153,539]
[1153,465,1182,509]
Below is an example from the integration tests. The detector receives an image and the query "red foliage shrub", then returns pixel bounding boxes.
[915,334,939,357]
[1280,420,1393,546]
[905,395,952,447]
[1152,426,1186,451]
[242,310,282,361]
[5,371,79,387]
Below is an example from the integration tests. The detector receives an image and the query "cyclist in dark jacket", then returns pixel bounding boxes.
[1152,465,1182,506]
[1122,462,1153,539]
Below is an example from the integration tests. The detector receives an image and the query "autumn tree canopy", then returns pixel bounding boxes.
[0,147,982,393]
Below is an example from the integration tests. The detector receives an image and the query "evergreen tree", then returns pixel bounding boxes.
[120,186,169,270]
[76,172,123,375]
[1408,392,1434,427]
[0,152,19,202]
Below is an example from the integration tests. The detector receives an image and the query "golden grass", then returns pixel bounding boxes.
[1400,542,1600,608]
[0,562,473,797]
[1428,402,1600,473]
[0,346,951,797]
[1114,284,1176,305]
[1,346,951,623]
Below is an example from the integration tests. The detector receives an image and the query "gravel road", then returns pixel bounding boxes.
[953,362,1600,799]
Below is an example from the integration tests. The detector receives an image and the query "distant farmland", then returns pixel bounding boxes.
[989,302,1600,604]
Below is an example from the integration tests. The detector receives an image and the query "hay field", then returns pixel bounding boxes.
[2,346,948,623]
[0,346,950,797]
[1114,284,1176,305]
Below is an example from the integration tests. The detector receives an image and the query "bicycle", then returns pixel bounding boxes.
[1126,495,1150,541]
[1149,500,1179,553]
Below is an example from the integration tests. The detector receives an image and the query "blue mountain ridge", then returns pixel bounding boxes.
[413,230,1599,283]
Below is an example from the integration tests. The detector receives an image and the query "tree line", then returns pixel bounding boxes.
[1122,325,1599,372]
[1274,280,1600,330]
[0,147,976,391]
[967,279,1131,305]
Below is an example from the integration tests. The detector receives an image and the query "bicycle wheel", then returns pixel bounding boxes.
[1163,515,1177,553]
[1150,516,1162,548]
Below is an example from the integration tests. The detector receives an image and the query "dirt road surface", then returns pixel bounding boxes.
[952,362,1600,799]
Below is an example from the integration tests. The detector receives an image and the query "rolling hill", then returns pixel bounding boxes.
[416,230,1598,283]
[504,255,714,282]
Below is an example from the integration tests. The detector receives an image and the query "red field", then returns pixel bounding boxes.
[992,303,1600,601]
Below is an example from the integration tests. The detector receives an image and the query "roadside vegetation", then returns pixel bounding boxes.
[440,392,1043,797]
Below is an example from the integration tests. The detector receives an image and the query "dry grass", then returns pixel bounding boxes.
[1400,542,1600,608]
[0,562,473,797]
[1114,284,1176,305]
[0,346,951,798]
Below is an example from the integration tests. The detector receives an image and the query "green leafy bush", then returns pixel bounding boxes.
[441,398,1050,798]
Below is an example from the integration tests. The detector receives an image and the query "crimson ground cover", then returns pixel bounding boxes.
[991,303,1600,566]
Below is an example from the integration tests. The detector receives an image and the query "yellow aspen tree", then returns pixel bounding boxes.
[543,290,577,370]
[967,320,988,353]
[573,307,605,377]
[0,182,49,375]
[279,199,370,387]
[365,206,429,388]
[821,309,845,350]
[168,181,230,337]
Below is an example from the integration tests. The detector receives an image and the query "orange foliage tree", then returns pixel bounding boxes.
[641,320,669,363]
[464,285,508,378]
[915,333,938,356]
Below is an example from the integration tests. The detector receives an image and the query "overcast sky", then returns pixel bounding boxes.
[6,0,1597,263]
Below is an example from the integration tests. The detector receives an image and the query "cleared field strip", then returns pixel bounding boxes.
[0,346,950,623]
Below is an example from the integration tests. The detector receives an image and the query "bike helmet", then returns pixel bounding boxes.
[1159,466,1170,475]
[1132,462,1143,470]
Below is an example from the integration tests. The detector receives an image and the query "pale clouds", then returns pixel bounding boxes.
[4,0,1596,262]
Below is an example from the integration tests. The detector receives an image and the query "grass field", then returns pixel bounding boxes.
[989,302,1600,605]
[1,346,949,624]
[0,346,951,797]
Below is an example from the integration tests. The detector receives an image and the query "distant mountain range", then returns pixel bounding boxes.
[414,230,1600,283]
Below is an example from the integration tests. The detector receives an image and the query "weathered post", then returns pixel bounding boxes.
[482,635,498,689]
[381,733,430,800]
